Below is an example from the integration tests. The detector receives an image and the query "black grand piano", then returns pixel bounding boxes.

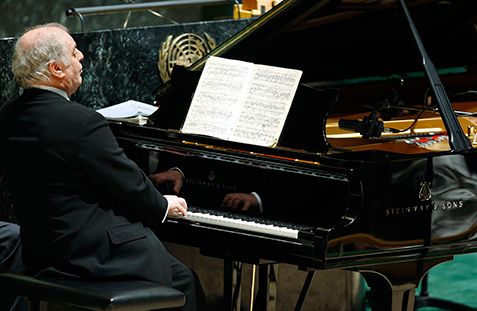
[110,0,477,310]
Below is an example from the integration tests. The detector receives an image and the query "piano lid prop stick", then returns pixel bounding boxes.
[395,0,472,151]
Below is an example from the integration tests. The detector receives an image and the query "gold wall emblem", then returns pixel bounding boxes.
[208,170,216,181]
[158,33,216,83]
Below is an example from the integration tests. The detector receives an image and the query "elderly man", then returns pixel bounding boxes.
[0,23,208,311]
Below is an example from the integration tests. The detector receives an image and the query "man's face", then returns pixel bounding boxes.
[61,32,84,96]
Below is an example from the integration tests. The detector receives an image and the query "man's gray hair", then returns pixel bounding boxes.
[12,23,71,89]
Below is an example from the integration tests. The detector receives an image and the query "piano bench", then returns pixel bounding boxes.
[0,270,186,311]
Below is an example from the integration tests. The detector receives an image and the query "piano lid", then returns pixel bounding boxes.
[152,0,477,153]
[189,0,477,86]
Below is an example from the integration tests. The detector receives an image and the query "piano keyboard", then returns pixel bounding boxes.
[169,207,313,239]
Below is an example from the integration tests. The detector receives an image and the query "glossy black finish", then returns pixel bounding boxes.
[114,122,477,311]
[114,123,355,230]
[114,123,477,265]
[190,0,477,85]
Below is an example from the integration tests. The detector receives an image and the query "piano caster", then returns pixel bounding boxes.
[361,257,454,311]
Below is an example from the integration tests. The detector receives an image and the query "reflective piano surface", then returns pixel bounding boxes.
[110,0,477,310]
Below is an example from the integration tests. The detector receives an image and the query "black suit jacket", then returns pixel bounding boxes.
[0,89,173,284]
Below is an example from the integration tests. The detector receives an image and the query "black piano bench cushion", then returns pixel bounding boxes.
[0,271,185,311]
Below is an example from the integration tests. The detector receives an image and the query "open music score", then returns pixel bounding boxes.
[181,56,302,147]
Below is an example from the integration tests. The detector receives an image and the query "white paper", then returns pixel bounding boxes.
[96,100,158,118]
[228,64,302,146]
[182,57,254,140]
[181,56,302,147]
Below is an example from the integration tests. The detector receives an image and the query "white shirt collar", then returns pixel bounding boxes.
[32,85,69,100]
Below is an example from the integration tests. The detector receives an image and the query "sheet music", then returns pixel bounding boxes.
[181,56,302,146]
[229,65,302,146]
[182,57,254,140]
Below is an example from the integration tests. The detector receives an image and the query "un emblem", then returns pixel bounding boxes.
[158,33,216,83]
[208,171,216,181]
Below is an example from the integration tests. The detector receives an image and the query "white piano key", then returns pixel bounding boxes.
[171,211,299,239]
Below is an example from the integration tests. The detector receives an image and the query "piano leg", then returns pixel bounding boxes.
[224,260,243,311]
[360,257,453,311]
[293,270,316,311]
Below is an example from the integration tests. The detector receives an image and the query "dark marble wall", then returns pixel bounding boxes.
[0,0,233,38]
[1,19,252,107]
[0,19,252,222]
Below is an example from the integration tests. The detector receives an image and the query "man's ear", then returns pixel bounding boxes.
[48,61,65,78]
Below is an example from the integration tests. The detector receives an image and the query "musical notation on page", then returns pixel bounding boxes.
[181,56,302,147]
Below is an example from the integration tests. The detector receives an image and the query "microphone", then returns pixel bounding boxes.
[339,110,398,139]
[362,89,404,121]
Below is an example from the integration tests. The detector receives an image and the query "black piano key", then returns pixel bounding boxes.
[186,206,314,236]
